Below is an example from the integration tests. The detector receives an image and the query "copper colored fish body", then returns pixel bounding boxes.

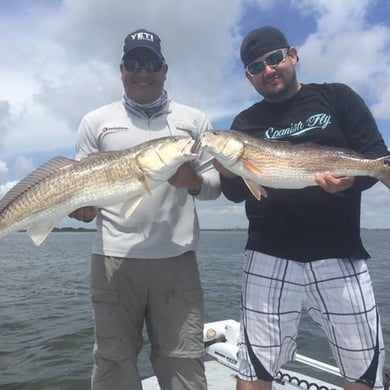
[201,129,390,200]
[0,136,196,245]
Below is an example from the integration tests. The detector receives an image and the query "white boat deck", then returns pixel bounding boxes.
[142,319,344,390]
[142,359,343,389]
[142,360,237,389]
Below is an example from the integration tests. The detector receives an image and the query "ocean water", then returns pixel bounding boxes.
[0,229,389,389]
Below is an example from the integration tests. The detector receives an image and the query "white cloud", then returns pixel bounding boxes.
[1,103,75,160]
[0,160,8,184]
[0,0,389,228]
[0,100,11,151]
[0,180,17,199]
[361,183,390,228]
[13,155,35,180]
[34,61,120,131]
[295,1,390,121]
[0,0,246,164]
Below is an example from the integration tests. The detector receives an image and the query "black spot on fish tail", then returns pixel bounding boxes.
[379,155,390,189]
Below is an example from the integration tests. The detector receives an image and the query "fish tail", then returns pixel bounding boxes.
[378,155,390,189]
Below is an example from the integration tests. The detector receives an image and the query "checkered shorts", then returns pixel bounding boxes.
[238,251,385,388]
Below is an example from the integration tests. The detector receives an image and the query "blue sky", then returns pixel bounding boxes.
[0,0,389,229]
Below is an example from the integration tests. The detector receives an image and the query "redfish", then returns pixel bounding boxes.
[0,136,196,245]
[201,129,390,200]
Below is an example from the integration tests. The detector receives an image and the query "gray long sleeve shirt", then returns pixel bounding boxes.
[75,99,220,259]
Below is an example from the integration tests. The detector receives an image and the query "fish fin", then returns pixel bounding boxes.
[121,196,143,219]
[120,175,151,219]
[242,159,262,175]
[139,175,152,195]
[175,122,197,137]
[378,155,390,189]
[175,122,203,151]
[27,220,58,246]
[243,179,268,201]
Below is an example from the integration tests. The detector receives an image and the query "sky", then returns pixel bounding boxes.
[0,0,389,229]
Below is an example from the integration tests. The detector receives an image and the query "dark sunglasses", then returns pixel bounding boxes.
[246,48,288,76]
[123,58,164,73]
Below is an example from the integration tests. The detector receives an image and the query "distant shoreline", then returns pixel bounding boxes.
[15,227,390,233]
[50,227,248,232]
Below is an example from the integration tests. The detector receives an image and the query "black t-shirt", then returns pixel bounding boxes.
[221,83,389,261]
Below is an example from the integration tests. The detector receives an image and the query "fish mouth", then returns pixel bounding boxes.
[200,132,211,149]
[200,131,226,152]
[184,138,197,158]
[152,136,196,160]
[200,131,207,140]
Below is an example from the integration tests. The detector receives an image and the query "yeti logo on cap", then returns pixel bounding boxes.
[131,31,155,42]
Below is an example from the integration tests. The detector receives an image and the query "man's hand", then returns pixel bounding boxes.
[213,160,236,179]
[168,162,203,192]
[69,206,97,222]
[315,172,355,193]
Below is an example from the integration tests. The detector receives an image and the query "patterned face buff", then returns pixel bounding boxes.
[123,89,168,117]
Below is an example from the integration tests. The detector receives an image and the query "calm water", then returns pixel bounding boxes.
[0,230,389,389]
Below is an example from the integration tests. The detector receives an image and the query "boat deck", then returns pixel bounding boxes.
[142,319,344,390]
[142,359,343,390]
[142,360,237,389]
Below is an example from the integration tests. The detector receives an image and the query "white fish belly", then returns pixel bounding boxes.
[235,164,317,189]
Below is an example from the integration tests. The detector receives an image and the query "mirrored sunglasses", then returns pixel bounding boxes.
[123,58,164,73]
[246,49,288,76]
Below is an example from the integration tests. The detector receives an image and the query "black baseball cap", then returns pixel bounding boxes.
[122,29,165,61]
[240,26,290,67]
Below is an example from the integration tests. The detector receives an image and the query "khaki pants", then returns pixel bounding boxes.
[90,252,207,390]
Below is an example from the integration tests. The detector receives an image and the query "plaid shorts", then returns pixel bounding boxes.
[238,251,385,389]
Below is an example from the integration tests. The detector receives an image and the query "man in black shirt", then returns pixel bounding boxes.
[216,26,388,390]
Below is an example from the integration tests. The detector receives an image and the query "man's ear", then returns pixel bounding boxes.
[245,69,253,83]
[288,47,299,64]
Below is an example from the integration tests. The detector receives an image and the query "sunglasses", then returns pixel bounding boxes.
[246,48,288,76]
[123,58,164,73]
